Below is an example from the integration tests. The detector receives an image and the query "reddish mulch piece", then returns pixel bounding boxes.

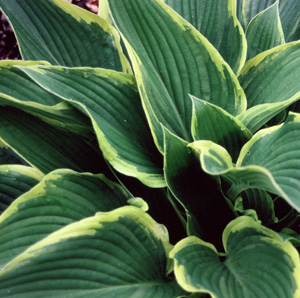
[72,0,99,10]
[0,0,99,60]
[85,0,99,13]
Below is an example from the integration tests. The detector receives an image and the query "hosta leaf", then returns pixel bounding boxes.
[163,0,247,73]
[0,169,130,268]
[234,113,300,207]
[112,173,187,244]
[170,216,300,297]
[0,165,43,214]
[189,140,233,175]
[0,206,185,298]
[0,106,106,174]
[98,0,111,24]
[239,41,300,109]
[0,0,131,71]
[189,151,280,209]
[239,0,300,42]
[279,0,300,42]
[246,1,285,60]
[190,113,300,212]
[21,66,164,187]
[164,128,234,250]
[0,146,27,166]
[238,0,276,30]
[237,92,300,132]
[0,61,91,134]
[236,0,243,27]
[236,189,276,225]
[191,96,251,161]
[0,61,55,104]
[107,0,246,151]
[280,229,300,248]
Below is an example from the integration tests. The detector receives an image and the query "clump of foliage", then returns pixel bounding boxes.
[0,0,300,297]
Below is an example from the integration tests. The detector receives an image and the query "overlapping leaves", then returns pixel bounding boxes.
[0,61,91,134]
[0,0,300,297]
[191,96,252,161]
[190,112,300,212]
[20,65,164,187]
[107,0,246,151]
[0,0,131,71]
[0,106,105,174]
[0,165,43,214]
[164,0,247,73]
[163,128,235,250]
[0,206,185,297]
[171,216,300,298]
[245,2,284,60]
[0,169,130,267]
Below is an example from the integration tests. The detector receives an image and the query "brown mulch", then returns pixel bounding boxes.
[0,13,21,60]
[0,0,99,60]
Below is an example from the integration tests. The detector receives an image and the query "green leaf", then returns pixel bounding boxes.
[164,128,234,250]
[246,1,285,60]
[236,0,244,28]
[170,216,300,297]
[20,65,164,188]
[234,113,300,208]
[240,0,300,42]
[191,96,251,161]
[0,61,55,105]
[0,165,43,214]
[238,0,276,30]
[107,0,246,151]
[237,92,300,132]
[0,147,28,166]
[0,206,185,298]
[0,61,91,134]
[163,0,247,73]
[239,41,300,109]
[280,229,300,248]
[0,0,131,71]
[236,189,277,225]
[0,169,130,268]
[189,140,233,175]
[190,113,300,212]
[112,173,188,244]
[0,106,106,174]
[279,0,300,42]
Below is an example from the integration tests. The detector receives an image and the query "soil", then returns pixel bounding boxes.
[0,0,99,60]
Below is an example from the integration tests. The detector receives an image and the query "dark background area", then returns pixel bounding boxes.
[0,0,99,60]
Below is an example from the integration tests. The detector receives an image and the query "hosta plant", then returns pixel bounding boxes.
[0,0,300,297]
